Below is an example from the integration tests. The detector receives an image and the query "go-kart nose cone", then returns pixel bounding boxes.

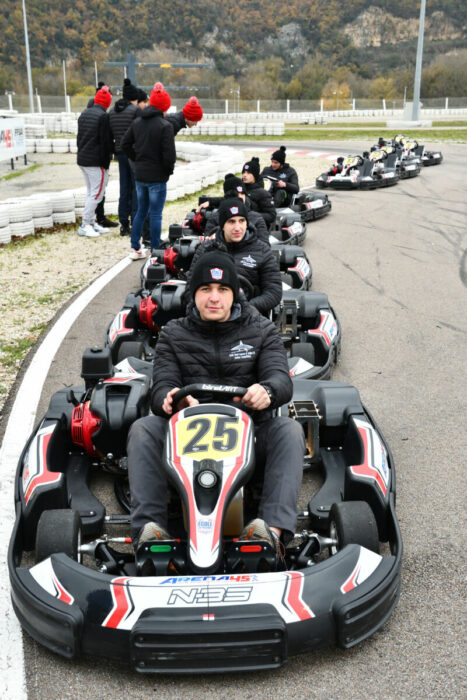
[197,470,217,488]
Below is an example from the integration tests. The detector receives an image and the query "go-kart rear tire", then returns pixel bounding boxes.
[329,501,379,554]
[290,342,315,364]
[35,509,82,564]
[117,340,146,363]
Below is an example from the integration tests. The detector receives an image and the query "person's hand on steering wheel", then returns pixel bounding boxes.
[162,387,199,415]
[233,383,271,411]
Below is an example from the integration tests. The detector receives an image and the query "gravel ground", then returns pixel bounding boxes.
[0,151,325,425]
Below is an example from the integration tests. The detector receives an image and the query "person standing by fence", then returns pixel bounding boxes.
[76,85,113,237]
[122,82,176,259]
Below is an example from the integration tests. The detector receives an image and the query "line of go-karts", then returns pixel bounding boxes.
[316,134,443,190]
[9,169,402,671]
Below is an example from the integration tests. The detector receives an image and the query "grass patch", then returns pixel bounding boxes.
[182,125,467,143]
[0,322,49,369]
[0,163,42,181]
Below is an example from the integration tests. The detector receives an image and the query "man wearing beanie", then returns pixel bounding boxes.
[197,173,269,244]
[109,78,139,236]
[76,85,114,237]
[140,96,204,249]
[122,82,176,258]
[241,157,276,228]
[165,95,204,135]
[261,146,300,208]
[186,198,281,316]
[127,250,305,567]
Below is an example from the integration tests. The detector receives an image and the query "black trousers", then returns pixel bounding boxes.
[127,414,305,543]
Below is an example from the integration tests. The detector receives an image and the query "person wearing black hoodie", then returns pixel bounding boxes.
[241,157,276,228]
[109,78,139,235]
[127,250,305,564]
[121,82,176,258]
[260,146,299,208]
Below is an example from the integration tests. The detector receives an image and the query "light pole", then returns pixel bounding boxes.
[21,0,34,113]
[412,0,426,121]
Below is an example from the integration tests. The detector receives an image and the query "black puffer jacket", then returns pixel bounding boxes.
[121,105,176,182]
[261,163,299,197]
[203,196,269,244]
[186,230,281,315]
[109,100,139,154]
[151,302,292,423]
[77,104,112,169]
[165,111,189,136]
[242,181,276,227]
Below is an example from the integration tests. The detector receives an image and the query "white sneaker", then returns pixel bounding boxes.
[78,224,100,238]
[93,221,110,234]
[129,248,147,260]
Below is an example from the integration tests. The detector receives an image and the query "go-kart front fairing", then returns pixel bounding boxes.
[9,377,401,672]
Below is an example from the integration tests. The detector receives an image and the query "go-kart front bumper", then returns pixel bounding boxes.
[9,498,401,673]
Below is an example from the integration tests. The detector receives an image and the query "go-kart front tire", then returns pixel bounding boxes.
[329,501,379,555]
[117,340,146,363]
[35,509,82,564]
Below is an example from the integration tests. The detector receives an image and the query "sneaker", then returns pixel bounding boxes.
[240,518,286,569]
[93,221,110,234]
[120,225,131,236]
[97,216,119,228]
[129,247,147,260]
[78,223,100,238]
[137,521,172,549]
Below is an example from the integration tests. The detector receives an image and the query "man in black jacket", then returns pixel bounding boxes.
[198,173,269,244]
[77,85,113,237]
[186,199,281,316]
[121,82,176,259]
[241,156,276,229]
[109,78,139,236]
[127,251,305,566]
[260,146,300,208]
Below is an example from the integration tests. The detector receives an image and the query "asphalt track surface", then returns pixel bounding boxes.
[12,141,467,698]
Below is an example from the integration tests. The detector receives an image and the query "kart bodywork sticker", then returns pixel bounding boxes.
[22,423,63,504]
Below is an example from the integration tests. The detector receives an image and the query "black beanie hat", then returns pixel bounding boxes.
[122,78,139,101]
[242,157,260,181]
[190,251,239,302]
[271,146,286,164]
[218,198,249,230]
[137,88,148,102]
[95,81,105,93]
[223,173,245,196]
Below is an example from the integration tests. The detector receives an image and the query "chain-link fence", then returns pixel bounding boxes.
[1,95,466,114]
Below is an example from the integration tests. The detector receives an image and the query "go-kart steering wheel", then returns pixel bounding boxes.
[171,383,247,410]
[237,274,255,300]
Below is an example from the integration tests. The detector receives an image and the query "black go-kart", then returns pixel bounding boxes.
[316,155,399,190]
[369,146,420,180]
[392,134,444,167]
[263,175,332,223]
[274,290,341,380]
[9,349,402,672]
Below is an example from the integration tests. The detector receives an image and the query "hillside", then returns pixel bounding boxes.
[1,0,466,97]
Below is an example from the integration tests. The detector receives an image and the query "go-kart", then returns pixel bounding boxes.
[368,146,420,180]
[391,134,443,168]
[316,155,399,190]
[9,365,402,672]
[263,175,332,223]
[105,279,187,363]
[273,290,341,379]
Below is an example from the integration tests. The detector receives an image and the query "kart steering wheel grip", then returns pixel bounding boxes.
[237,274,255,301]
[171,384,247,410]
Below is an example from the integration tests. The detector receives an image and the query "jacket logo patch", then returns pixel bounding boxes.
[210,267,223,280]
[229,340,255,360]
[241,255,257,269]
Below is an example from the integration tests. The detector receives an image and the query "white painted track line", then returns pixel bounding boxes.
[0,255,131,699]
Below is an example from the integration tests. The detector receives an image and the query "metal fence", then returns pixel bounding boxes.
[1,94,467,115]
